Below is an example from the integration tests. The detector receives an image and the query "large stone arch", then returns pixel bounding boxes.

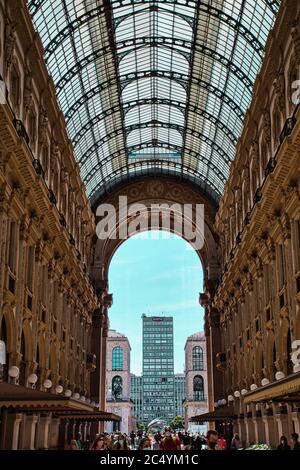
[90,177,220,288]
[89,176,221,413]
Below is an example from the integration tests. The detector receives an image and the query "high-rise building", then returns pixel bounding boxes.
[183,332,208,433]
[105,330,133,434]
[142,315,174,426]
[174,373,185,417]
[130,374,143,424]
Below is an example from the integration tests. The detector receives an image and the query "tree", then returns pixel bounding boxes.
[168,415,184,430]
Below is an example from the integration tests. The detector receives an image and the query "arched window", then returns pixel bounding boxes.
[112,346,123,371]
[0,316,8,381]
[193,375,204,401]
[19,331,26,385]
[10,63,20,113]
[287,328,293,375]
[192,346,203,370]
[112,375,123,399]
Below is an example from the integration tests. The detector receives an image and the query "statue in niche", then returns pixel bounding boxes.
[38,107,48,147]
[262,109,271,144]
[112,376,122,400]
[23,70,33,112]
[4,18,16,72]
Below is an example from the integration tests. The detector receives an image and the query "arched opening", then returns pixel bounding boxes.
[272,340,277,380]
[286,328,293,375]
[112,375,123,400]
[0,316,9,381]
[193,375,204,401]
[19,330,26,385]
[108,229,206,426]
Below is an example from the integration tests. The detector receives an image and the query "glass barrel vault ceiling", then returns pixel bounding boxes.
[27,0,280,204]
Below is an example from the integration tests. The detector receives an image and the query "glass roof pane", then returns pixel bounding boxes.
[28,0,280,202]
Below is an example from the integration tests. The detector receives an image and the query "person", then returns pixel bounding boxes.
[138,438,147,450]
[206,430,219,450]
[69,439,79,450]
[182,433,191,450]
[142,436,152,450]
[83,434,92,450]
[277,435,290,450]
[291,433,300,450]
[113,433,130,450]
[160,427,181,450]
[130,430,136,449]
[153,434,162,450]
[91,436,106,450]
[105,433,112,450]
[230,433,241,450]
[192,434,202,451]
[218,434,227,450]
[76,432,83,450]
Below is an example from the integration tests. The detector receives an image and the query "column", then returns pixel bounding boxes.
[275,405,291,440]
[11,413,23,450]
[22,414,39,450]
[252,405,265,444]
[291,408,300,435]
[35,414,52,449]
[48,417,60,449]
[262,405,277,447]
[82,421,88,441]
[0,187,10,309]
[99,322,108,432]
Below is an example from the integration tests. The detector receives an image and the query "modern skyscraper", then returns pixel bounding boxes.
[174,373,185,417]
[130,374,143,424]
[142,314,174,426]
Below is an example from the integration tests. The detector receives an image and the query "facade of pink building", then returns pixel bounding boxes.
[105,330,133,434]
[184,332,208,432]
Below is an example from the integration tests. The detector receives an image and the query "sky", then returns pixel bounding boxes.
[108,231,204,375]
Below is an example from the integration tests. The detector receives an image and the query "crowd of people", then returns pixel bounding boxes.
[66,428,300,451]
[62,428,278,451]
[277,434,300,451]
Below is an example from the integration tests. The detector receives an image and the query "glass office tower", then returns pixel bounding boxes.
[142,315,174,426]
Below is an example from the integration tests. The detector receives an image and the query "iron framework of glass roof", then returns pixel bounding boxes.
[27,0,280,204]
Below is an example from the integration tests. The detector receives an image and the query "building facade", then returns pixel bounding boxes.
[130,374,143,425]
[174,373,185,418]
[142,315,174,426]
[201,0,300,448]
[184,333,208,432]
[0,0,114,450]
[105,330,133,434]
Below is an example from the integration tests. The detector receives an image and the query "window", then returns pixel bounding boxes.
[293,220,300,273]
[10,64,20,112]
[193,375,204,401]
[192,346,204,371]
[26,246,35,292]
[278,244,286,289]
[112,346,123,371]
[8,221,17,274]
[28,110,36,149]
[112,375,123,399]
